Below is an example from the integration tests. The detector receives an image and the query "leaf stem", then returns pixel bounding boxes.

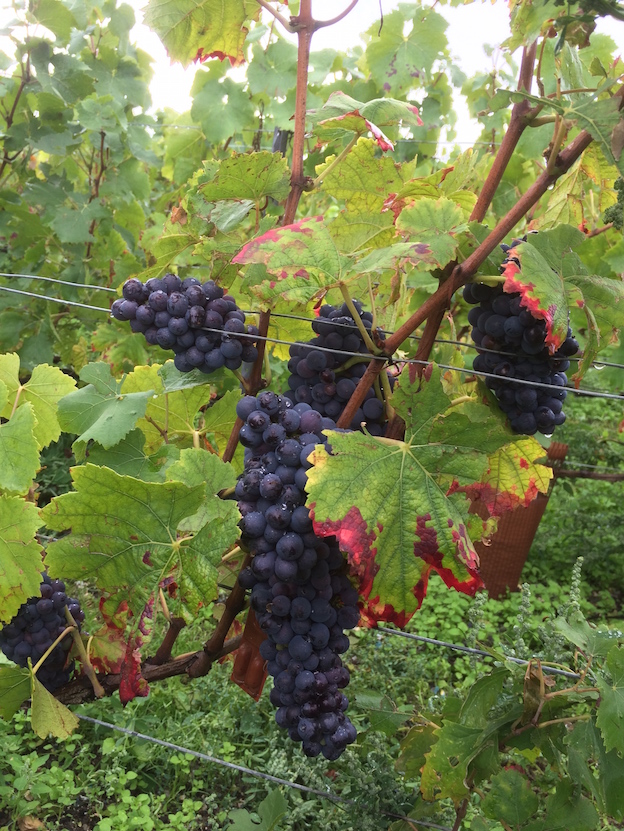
[312,134,358,189]
[9,385,23,419]
[64,607,105,698]
[379,369,396,422]
[145,416,168,443]
[222,546,242,563]
[255,0,294,32]
[314,0,360,29]
[339,283,379,353]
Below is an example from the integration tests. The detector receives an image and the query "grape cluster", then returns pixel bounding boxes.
[235,391,359,759]
[285,301,389,435]
[111,273,259,374]
[465,252,579,436]
[0,574,85,691]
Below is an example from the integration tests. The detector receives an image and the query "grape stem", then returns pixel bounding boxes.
[64,607,105,698]
[31,625,76,676]
[339,283,380,354]
[312,135,358,189]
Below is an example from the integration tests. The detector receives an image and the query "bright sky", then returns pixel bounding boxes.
[1,0,624,145]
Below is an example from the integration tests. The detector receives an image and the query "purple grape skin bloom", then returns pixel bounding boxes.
[114,274,259,375]
[236,392,359,758]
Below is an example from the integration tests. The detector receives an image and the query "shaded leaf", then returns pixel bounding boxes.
[597,645,624,755]
[30,673,78,739]
[0,404,40,494]
[421,722,485,804]
[0,496,43,624]
[482,769,539,826]
[57,363,153,461]
[0,665,31,720]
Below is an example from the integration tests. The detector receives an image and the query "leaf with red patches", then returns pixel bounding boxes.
[503,227,624,373]
[306,364,555,623]
[143,0,259,69]
[308,91,422,146]
[233,217,349,305]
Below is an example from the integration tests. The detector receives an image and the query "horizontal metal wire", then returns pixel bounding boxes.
[1,283,623,401]
[0,284,110,312]
[0,271,117,292]
[74,714,452,831]
[375,627,582,680]
[4,273,624,371]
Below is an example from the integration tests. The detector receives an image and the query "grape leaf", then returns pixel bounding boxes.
[316,137,405,206]
[0,404,40,494]
[0,665,31,720]
[504,229,624,360]
[143,0,259,68]
[395,198,468,268]
[233,216,349,305]
[86,429,180,481]
[482,769,539,825]
[308,91,422,149]
[122,363,215,453]
[0,354,76,448]
[42,464,239,620]
[57,363,153,461]
[158,361,211,392]
[567,719,624,820]
[199,151,290,203]
[0,496,43,624]
[523,779,599,831]
[166,448,239,533]
[30,673,78,739]
[597,645,624,755]
[420,722,485,804]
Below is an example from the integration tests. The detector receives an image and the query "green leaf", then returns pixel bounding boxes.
[29,0,78,43]
[200,151,290,204]
[395,198,468,268]
[0,404,40,494]
[233,217,349,305]
[524,778,599,831]
[421,722,485,804]
[30,674,78,739]
[144,0,259,68]
[503,240,571,351]
[0,496,43,624]
[482,769,539,826]
[567,719,624,820]
[597,645,624,755]
[86,429,179,482]
[308,91,422,147]
[49,200,110,244]
[364,6,448,95]
[57,363,153,461]
[228,788,288,831]
[0,356,76,449]
[166,447,239,533]
[555,612,621,659]
[397,723,438,778]
[0,665,31,720]
[42,464,238,619]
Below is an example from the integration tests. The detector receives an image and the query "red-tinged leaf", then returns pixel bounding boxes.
[118,598,153,704]
[308,92,422,143]
[88,598,131,675]
[233,217,349,304]
[456,438,552,518]
[143,0,259,69]
[503,245,569,352]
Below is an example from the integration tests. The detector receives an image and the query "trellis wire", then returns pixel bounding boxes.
[2,274,623,371]
[375,627,582,680]
[0,271,117,292]
[1,283,624,401]
[74,714,453,831]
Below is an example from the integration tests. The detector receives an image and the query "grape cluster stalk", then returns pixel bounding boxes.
[0,574,85,691]
[111,273,259,374]
[465,245,579,436]
[235,391,359,759]
[285,301,391,433]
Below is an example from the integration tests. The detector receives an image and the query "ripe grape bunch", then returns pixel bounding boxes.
[285,300,390,434]
[235,391,359,759]
[465,243,579,436]
[111,273,260,374]
[0,573,85,692]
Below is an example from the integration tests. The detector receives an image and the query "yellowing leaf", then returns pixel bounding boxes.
[0,404,40,494]
[30,674,78,739]
[0,496,43,623]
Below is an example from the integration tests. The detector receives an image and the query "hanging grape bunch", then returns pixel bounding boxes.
[0,573,85,692]
[235,391,359,759]
[286,300,391,433]
[111,273,260,374]
[465,242,579,436]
